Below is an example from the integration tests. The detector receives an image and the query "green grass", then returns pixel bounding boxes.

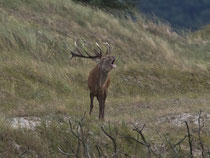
[0,0,210,157]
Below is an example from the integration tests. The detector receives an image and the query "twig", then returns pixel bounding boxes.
[174,135,187,147]
[135,134,139,157]
[79,122,91,158]
[80,111,86,125]
[198,110,205,158]
[68,115,91,158]
[101,126,117,157]
[95,145,102,157]
[118,151,132,158]
[120,136,146,146]
[64,137,79,158]
[163,135,179,158]
[68,120,83,143]
[18,147,29,158]
[133,124,158,158]
[184,121,193,158]
[58,147,74,156]
[75,133,81,158]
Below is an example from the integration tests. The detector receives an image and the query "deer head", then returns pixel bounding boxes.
[70,41,116,72]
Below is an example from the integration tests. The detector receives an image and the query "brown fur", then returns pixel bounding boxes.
[88,57,114,120]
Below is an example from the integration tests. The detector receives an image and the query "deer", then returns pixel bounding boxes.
[70,41,116,120]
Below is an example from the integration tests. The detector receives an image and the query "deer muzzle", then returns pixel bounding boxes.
[111,59,116,68]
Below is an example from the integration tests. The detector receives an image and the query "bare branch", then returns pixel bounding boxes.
[68,120,83,143]
[163,134,187,158]
[58,147,74,156]
[163,135,179,158]
[133,124,158,158]
[174,135,188,147]
[95,145,102,157]
[120,136,146,146]
[78,121,91,158]
[101,126,117,157]
[135,134,139,157]
[64,137,80,158]
[133,124,148,148]
[18,147,29,158]
[198,110,205,158]
[184,121,193,158]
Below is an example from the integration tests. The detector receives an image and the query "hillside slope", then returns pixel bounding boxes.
[0,0,209,116]
[0,0,210,157]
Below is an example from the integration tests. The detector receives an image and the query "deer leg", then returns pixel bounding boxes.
[102,91,107,119]
[97,95,103,120]
[89,93,94,115]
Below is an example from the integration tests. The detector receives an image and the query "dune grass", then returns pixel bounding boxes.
[0,0,210,157]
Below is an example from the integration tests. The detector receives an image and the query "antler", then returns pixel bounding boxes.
[70,41,112,60]
[70,41,103,59]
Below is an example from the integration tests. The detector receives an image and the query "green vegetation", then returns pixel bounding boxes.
[0,0,210,157]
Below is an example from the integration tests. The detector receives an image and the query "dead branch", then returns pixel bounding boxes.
[184,121,193,158]
[58,147,74,157]
[79,122,91,158]
[68,120,83,143]
[63,137,80,158]
[133,124,158,158]
[68,113,91,158]
[163,135,179,158]
[134,134,139,157]
[163,134,187,158]
[18,147,29,158]
[120,136,146,146]
[101,126,117,157]
[174,135,187,147]
[95,145,102,157]
[198,110,205,158]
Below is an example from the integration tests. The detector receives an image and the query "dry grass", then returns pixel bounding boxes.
[0,0,210,157]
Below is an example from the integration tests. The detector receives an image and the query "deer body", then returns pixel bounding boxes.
[88,62,111,120]
[71,41,115,120]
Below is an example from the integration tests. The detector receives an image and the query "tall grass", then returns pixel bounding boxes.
[0,0,209,117]
[0,0,210,157]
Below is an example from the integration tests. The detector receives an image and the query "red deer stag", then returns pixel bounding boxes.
[70,41,116,120]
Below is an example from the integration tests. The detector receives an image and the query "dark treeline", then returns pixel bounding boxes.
[73,0,210,30]
[73,0,135,10]
[136,0,210,30]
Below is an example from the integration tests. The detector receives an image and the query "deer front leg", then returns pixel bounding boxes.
[102,91,107,119]
[89,93,94,115]
[97,95,104,120]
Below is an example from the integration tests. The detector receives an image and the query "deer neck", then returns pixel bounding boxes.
[98,68,109,88]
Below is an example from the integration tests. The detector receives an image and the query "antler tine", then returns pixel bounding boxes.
[82,41,92,57]
[74,41,83,55]
[95,42,103,57]
[103,42,112,55]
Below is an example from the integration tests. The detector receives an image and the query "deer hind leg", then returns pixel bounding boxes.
[89,93,94,115]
